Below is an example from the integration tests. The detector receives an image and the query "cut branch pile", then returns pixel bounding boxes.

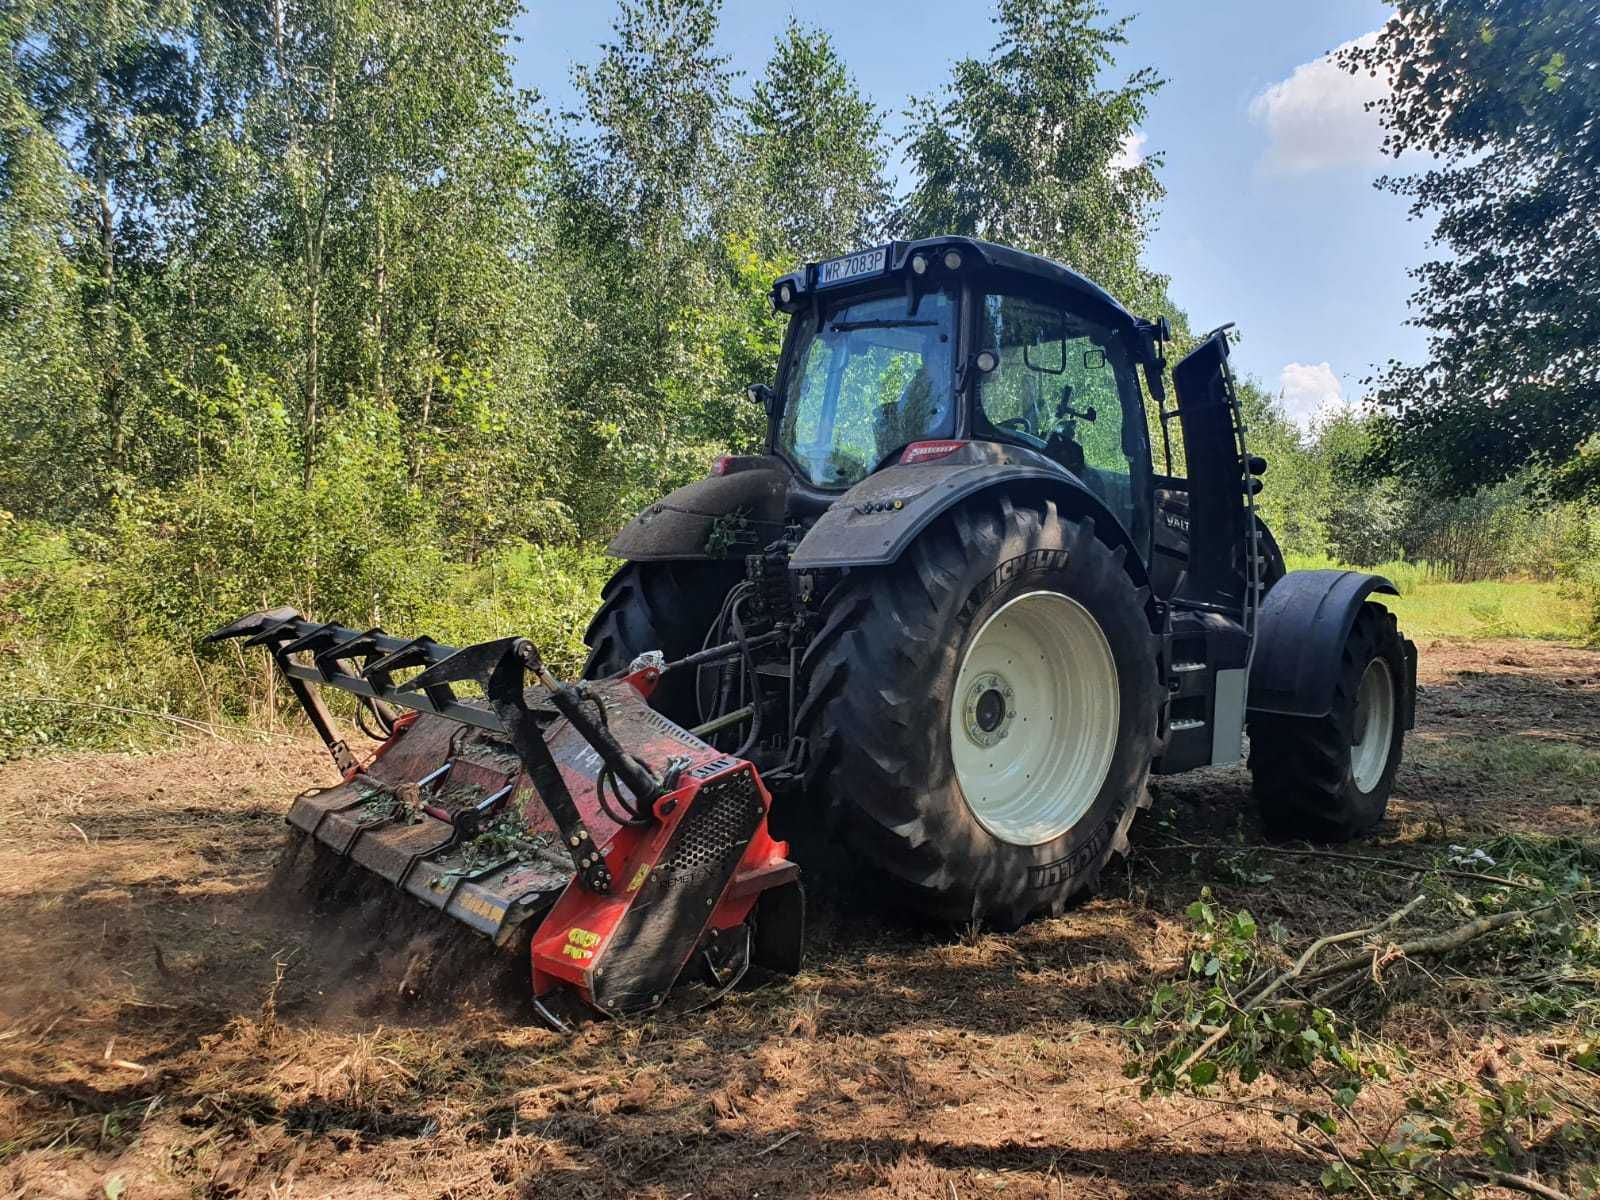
[1134,856,1600,1200]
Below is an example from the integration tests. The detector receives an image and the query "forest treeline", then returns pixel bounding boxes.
[1,0,1593,748]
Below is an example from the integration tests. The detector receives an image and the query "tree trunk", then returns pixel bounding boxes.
[410,313,439,485]
[95,149,126,478]
[303,267,320,489]
[373,189,387,401]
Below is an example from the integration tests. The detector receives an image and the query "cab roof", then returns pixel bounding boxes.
[771,236,1138,328]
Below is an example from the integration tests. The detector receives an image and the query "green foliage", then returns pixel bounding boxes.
[1128,887,1361,1097]
[1130,842,1600,1199]
[737,20,890,262]
[0,0,891,754]
[544,0,827,534]
[896,0,1168,313]
[0,500,613,755]
[3,0,1595,755]
[1343,3,1600,498]
[1281,555,1589,641]
[1239,378,1598,637]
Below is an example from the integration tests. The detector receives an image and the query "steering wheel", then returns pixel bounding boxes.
[997,416,1035,436]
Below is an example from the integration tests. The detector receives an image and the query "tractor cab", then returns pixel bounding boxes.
[766,239,1258,614]
[767,238,1158,562]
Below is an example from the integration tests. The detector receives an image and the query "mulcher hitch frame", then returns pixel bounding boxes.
[206,609,802,1021]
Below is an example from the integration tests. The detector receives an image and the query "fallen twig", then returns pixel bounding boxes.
[1461,1166,1574,1200]
[756,1130,803,1156]
[90,1059,149,1076]
[1291,906,1540,991]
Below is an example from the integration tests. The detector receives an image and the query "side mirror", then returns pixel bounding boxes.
[748,383,782,451]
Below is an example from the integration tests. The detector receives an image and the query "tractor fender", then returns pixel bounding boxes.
[788,459,1150,590]
[1247,569,1416,727]
[606,458,789,561]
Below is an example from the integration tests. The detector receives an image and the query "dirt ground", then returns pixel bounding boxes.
[1,637,1595,1199]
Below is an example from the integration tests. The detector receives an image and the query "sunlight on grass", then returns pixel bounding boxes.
[1384,579,1587,641]
[1283,554,1587,641]
[1422,734,1600,789]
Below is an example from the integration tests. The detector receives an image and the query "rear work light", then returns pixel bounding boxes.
[899,440,968,466]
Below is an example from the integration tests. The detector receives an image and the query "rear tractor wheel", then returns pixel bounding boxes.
[1247,602,1407,841]
[797,496,1163,926]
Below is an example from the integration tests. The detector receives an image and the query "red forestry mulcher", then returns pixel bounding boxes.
[206,614,802,1027]
[214,237,1417,1024]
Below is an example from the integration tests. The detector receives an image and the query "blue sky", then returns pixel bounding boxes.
[510,1,1433,428]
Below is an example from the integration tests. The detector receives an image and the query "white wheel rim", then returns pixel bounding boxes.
[949,590,1119,846]
[1350,657,1395,793]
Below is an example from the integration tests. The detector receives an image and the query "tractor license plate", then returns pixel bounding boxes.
[817,246,888,286]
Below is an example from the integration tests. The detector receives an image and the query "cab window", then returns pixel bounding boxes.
[779,289,956,489]
[977,292,1149,541]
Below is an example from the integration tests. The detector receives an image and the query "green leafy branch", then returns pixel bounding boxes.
[1127,837,1600,1199]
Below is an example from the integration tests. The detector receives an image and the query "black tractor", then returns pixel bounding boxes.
[584,237,1417,927]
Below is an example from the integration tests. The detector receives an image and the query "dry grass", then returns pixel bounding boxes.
[0,638,1595,1198]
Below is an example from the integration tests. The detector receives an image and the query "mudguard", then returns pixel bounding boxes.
[788,455,1149,589]
[606,458,790,561]
[1247,569,1416,727]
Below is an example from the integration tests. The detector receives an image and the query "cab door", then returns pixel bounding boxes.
[1154,329,1254,772]
[1169,331,1250,613]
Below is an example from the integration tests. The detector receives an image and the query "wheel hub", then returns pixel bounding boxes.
[962,672,1015,747]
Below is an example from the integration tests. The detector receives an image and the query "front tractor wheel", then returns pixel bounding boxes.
[1248,602,1407,841]
[582,560,741,726]
[797,497,1162,926]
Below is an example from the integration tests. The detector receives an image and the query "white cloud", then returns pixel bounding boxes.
[1249,32,1389,172]
[1277,361,1350,430]
[1110,129,1147,172]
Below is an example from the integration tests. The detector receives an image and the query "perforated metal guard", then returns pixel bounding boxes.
[659,769,765,876]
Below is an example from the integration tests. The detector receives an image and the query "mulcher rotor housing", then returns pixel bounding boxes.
[216,235,1418,1017]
